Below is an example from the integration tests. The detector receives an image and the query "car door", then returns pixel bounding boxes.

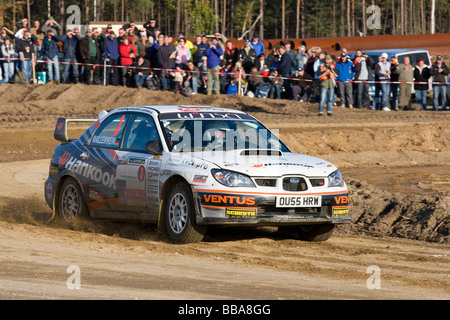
[83,112,130,212]
[114,113,162,215]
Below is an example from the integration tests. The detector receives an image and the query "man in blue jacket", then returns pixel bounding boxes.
[204,38,223,95]
[335,52,355,108]
[250,33,265,57]
[60,30,80,83]
[104,31,120,85]
[41,30,62,84]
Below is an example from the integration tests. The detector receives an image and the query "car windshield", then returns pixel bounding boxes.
[159,112,290,152]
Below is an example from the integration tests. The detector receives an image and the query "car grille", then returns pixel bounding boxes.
[282,177,308,191]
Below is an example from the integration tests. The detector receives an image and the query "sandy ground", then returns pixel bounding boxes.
[0,83,449,300]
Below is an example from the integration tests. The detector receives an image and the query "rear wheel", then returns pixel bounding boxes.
[165,182,207,243]
[57,177,89,224]
[297,224,335,241]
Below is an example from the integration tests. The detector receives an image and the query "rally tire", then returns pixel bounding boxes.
[57,177,89,225]
[164,182,207,243]
[297,224,335,241]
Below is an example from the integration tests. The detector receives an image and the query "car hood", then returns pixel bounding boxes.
[186,150,337,177]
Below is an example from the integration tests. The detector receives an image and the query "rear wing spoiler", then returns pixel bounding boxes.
[54,110,109,142]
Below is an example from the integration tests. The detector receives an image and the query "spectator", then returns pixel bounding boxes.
[389,54,400,110]
[16,31,37,83]
[119,37,137,87]
[116,28,127,46]
[171,65,186,93]
[284,41,297,72]
[247,66,264,96]
[397,56,414,110]
[268,69,283,99]
[16,18,28,31]
[317,55,339,116]
[199,56,208,90]
[41,30,61,84]
[413,58,430,110]
[41,19,62,35]
[266,46,280,70]
[104,31,120,86]
[335,52,355,108]
[250,33,265,57]
[291,67,313,102]
[175,37,191,68]
[195,35,209,67]
[174,33,196,62]
[223,40,238,66]
[30,21,44,54]
[255,53,267,72]
[296,45,309,70]
[213,32,228,52]
[238,40,257,73]
[60,29,81,84]
[204,37,223,95]
[143,19,158,38]
[375,52,391,111]
[133,55,150,88]
[312,52,325,102]
[78,29,100,85]
[219,62,233,93]
[184,60,201,95]
[158,35,176,90]
[1,38,15,83]
[429,55,449,111]
[104,24,113,36]
[135,32,152,59]
[123,21,139,37]
[353,50,375,109]
[1,27,14,46]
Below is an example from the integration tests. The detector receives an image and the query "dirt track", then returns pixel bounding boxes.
[0,83,449,300]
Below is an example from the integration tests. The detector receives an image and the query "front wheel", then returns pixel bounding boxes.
[164,182,207,243]
[297,224,335,241]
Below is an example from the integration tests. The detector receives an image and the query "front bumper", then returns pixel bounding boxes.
[193,189,350,226]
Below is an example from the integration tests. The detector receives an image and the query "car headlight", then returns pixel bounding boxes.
[328,170,344,187]
[211,169,256,188]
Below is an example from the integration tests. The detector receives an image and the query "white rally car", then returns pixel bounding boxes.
[45,106,350,243]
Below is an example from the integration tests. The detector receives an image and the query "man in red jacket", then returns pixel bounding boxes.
[119,37,137,87]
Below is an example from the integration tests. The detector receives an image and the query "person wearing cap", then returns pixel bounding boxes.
[16,31,38,83]
[335,52,355,108]
[143,19,158,38]
[59,29,81,83]
[104,31,120,86]
[105,24,113,35]
[430,55,449,111]
[238,40,257,74]
[41,30,62,84]
[284,41,297,74]
[42,19,62,35]
[296,45,309,70]
[204,37,223,95]
[413,58,430,110]
[291,67,312,102]
[250,33,265,57]
[375,52,392,111]
[318,55,339,116]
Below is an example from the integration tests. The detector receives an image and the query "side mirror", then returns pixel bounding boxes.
[145,139,163,155]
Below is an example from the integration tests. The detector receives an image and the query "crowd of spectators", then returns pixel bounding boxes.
[1,18,449,114]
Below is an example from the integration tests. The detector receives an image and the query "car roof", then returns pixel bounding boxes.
[113,105,247,115]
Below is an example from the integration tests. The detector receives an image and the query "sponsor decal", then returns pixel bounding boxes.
[226,208,257,218]
[203,194,256,206]
[88,188,104,203]
[128,157,146,165]
[252,162,314,169]
[58,151,71,167]
[192,175,208,183]
[113,114,126,136]
[334,195,349,205]
[56,121,64,130]
[64,156,118,189]
[138,166,145,182]
[332,206,349,217]
[181,158,209,170]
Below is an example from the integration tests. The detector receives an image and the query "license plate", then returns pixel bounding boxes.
[276,195,322,208]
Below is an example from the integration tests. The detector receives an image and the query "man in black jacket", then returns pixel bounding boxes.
[353,50,375,109]
[78,29,100,85]
[429,55,449,111]
[413,58,430,110]
[158,36,176,90]
[16,31,37,83]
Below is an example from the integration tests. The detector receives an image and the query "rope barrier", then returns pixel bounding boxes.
[1,56,448,85]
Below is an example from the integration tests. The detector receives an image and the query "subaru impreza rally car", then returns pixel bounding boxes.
[45,106,350,243]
